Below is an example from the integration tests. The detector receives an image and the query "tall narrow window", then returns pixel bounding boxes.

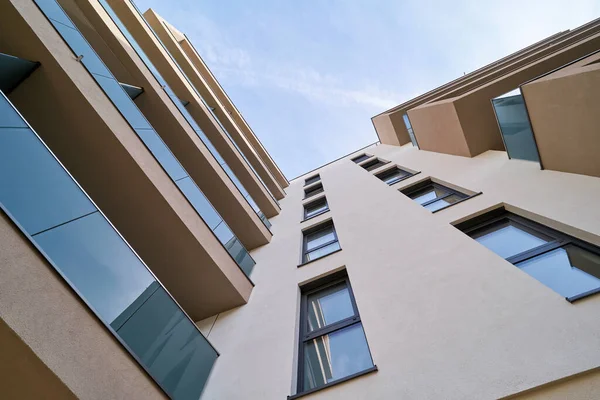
[303,197,329,220]
[402,114,419,148]
[304,182,324,199]
[360,158,388,171]
[351,154,371,163]
[296,272,375,396]
[401,179,469,212]
[305,174,321,186]
[456,209,600,302]
[301,220,340,263]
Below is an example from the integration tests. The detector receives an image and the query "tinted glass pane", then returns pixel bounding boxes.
[114,284,218,399]
[305,176,320,185]
[0,126,96,235]
[51,22,112,78]
[224,236,255,276]
[303,323,373,391]
[364,160,385,171]
[380,169,409,185]
[306,241,341,261]
[307,283,354,332]
[34,212,155,322]
[34,0,75,28]
[135,129,187,181]
[305,200,328,218]
[516,245,600,298]
[0,53,39,94]
[93,74,152,130]
[176,177,221,229]
[305,184,323,197]
[411,186,448,204]
[306,227,335,251]
[0,91,28,128]
[492,95,539,162]
[474,222,549,259]
[352,154,370,163]
[423,194,464,211]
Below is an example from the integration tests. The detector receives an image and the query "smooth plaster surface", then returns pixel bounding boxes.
[199,144,600,399]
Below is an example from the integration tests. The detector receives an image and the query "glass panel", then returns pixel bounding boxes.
[423,194,464,211]
[303,323,373,391]
[380,169,409,185]
[33,212,155,323]
[51,22,113,78]
[305,176,320,185]
[114,284,218,399]
[473,221,549,259]
[0,92,28,128]
[305,185,323,197]
[93,74,152,130]
[516,245,600,298]
[307,283,354,332]
[223,236,255,276]
[402,114,419,148]
[305,201,328,219]
[34,0,76,28]
[410,186,448,205]
[306,227,335,251]
[176,177,221,230]
[364,160,385,171]
[492,94,539,162]
[0,125,96,235]
[352,154,370,163]
[135,129,188,181]
[306,241,341,261]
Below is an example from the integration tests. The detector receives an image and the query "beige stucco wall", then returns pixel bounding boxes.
[0,212,165,400]
[199,143,600,399]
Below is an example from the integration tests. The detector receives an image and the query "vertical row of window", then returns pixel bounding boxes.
[294,175,375,397]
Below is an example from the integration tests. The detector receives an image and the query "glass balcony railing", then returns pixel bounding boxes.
[492,89,540,163]
[0,89,217,400]
[34,0,255,276]
[97,0,271,229]
[128,1,279,209]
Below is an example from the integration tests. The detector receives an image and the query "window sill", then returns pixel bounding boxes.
[288,366,378,399]
[297,248,342,268]
[300,210,330,223]
[566,286,600,303]
[431,192,483,214]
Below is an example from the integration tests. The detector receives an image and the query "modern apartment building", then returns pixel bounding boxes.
[1,1,599,399]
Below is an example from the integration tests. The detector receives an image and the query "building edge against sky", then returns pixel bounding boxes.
[1,1,600,400]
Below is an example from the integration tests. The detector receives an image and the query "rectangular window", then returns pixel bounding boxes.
[351,154,371,163]
[302,220,340,263]
[375,166,413,185]
[303,197,329,220]
[401,179,468,212]
[296,272,375,396]
[305,174,321,186]
[304,182,324,199]
[456,209,600,302]
[360,158,389,171]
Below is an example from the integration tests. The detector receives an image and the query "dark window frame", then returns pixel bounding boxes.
[303,196,329,221]
[401,179,474,212]
[456,208,600,302]
[375,166,418,185]
[294,270,375,397]
[301,220,340,264]
[351,153,371,163]
[360,158,390,171]
[303,182,324,199]
[304,174,321,186]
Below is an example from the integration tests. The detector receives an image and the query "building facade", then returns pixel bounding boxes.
[1,1,600,399]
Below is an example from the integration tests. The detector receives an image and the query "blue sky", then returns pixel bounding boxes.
[135,0,599,179]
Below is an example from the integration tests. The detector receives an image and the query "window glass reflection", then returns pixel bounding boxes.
[93,74,152,130]
[306,228,336,251]
[34,212,155,322]
[492,94,539,162]
[516,245,600,298]
[474,222,549,259]
[303,324,373,391]
[0,125,95,235]
[307,283,354,332]
[306,242,341,261]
